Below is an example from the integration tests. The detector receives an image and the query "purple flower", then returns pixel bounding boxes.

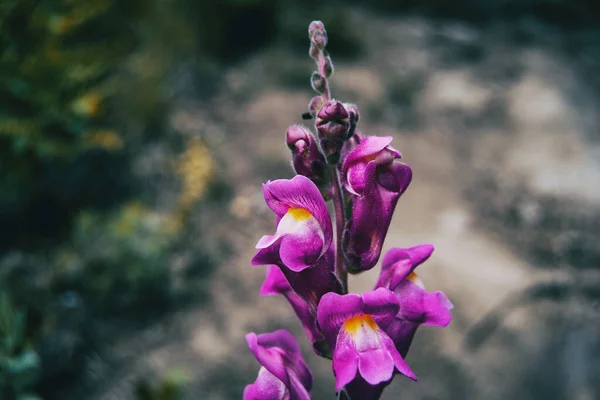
[317,288,416,392]
[315,100,350,162]
[254,175,333,272]
[253,240,342,317]
[244,329,313,400]
[286,125,328,190]
[375,245,453,357]
[341,136,412,273]
[260,265,330,357]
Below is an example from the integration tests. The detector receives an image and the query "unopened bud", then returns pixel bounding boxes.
[315,100,350,163]
[308,96,324,116]
[324,55,334,77]
[308,21,328,50]
[308,21,325,38]
[310,72,325,94]
[343,103,360,139]
[343,103,360,123]
[286,125,328,188]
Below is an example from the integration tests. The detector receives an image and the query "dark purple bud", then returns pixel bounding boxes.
[308,96,324,116]
[310,72,326,93]
[315,100,350,163]
[343,103,360,124]
[286,125,328,188]
[324,55,334,77]
[343,103,360,139]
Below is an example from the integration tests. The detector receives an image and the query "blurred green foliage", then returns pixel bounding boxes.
[134,369,190,400]
[0,293,41,400]
[54,202,181,314]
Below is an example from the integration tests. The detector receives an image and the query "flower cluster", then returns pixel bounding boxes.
[244,21,453,400]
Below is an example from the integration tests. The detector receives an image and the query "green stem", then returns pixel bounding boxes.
[317,50,331,102]
[330,165,348,293]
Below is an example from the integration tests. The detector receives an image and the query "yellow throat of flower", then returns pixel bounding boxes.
[343,314,378,336]
[287,207,312,221]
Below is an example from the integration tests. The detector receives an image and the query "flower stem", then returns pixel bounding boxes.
[317,50,331,102]
[330,165,348,293]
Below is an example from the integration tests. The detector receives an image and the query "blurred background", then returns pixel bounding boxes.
[1,0,600,399]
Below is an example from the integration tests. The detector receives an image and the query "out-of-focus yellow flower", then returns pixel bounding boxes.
[175,137,214,211]
[85,130,123,150]
[72,92,103,117]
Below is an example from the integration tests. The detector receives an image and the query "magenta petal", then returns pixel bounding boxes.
[246,330,313,400]
[279,229,324,272]
[378,244,435,290]
[384,335,417,381]
[342,136,402,194]
[317,292,363,347]
[380,160,412,194]
[357,342,394,386]
[260,265,291,296]
[262,175,332,250]
[395,281,453,327]
[288,370,312,400]
[342,137,393,184]
[243,367,288,400]
[342,162,397,272]
[332,331,361,391]
[384,319,420,358]
[246,332,289,387]
[279,245,341,313]
[361,287,400,329]
[252,244,281,267]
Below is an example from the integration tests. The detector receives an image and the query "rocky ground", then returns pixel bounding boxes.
[72,9,600,400]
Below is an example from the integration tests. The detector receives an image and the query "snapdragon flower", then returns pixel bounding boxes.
[317,288,416,392]
[245,330,313,400]
[375,245,453,357]
[253,175,332,273]
[244,20,453,400]
[342,136,412,273]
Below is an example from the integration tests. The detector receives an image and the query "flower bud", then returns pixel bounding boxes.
[315,101,350,163]
[286,125,328,188]
[343,103,360,124]
[308,21,325,38]
[343,103,360,139]
[308,21,327,50]
[308,96,324,116]
[324,54,334,78]
[310,72,326,94]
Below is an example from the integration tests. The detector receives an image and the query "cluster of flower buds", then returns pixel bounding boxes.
[244,21,453,400]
